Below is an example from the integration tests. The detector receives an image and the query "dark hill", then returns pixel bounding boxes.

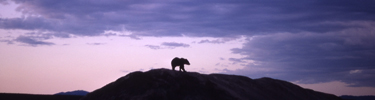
[81,68,342,100]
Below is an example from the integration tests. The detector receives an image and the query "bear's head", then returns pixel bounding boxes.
[181,58,190,65]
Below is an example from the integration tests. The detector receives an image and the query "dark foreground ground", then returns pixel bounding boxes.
[340,95,375,100]
[1,93,375,100]
[0,93,83,100]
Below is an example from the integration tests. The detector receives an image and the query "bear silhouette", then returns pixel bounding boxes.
[171,57,190,72]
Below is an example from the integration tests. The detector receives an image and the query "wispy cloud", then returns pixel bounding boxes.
[145,45,161,50]
[14,36,54,46]
[161,42,190,48]
[349,70,363,74]
[87,43,106,45]
[198,38,237,44]
[145,42,190,50]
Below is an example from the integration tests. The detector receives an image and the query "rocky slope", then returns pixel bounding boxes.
[81,68,341,100]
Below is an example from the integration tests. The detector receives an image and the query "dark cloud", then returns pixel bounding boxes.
[0,17,53,30]
[0,0,373,37]
[0,0,9,4]
[14,35,54,46]
[227,27,375,87]
[0,17,107,36]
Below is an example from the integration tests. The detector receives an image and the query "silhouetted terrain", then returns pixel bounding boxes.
[0,93,83,100]
[55,90,89,96]
[340,95,375,100]
[81,68,342,100]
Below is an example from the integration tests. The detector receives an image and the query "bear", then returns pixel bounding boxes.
[171,57,190,72]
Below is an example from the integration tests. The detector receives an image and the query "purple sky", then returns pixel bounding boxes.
[1,0,375,96]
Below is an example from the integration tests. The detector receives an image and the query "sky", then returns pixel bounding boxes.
[0,0,375,96]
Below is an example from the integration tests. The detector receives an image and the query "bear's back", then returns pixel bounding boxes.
[171,57,180,66]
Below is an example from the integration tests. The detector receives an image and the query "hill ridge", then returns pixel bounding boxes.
[81,68,342,100]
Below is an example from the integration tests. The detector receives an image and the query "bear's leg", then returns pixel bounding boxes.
[172,66,176,71]
[180,65,186,72]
